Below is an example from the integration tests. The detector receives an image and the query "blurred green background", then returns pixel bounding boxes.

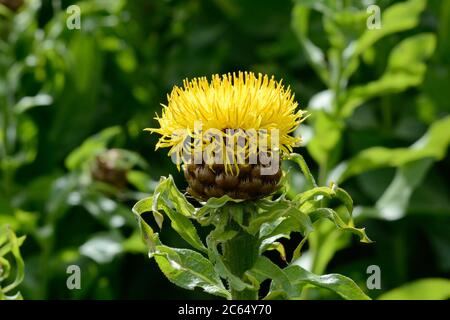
[0,0,449,299]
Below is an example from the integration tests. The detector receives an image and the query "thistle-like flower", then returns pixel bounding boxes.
[147,71,306,200]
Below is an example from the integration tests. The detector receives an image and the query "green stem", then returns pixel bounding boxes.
[318,160,328,187]
[222,225,259,300]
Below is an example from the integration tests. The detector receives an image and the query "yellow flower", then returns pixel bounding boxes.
[146,71,306,170]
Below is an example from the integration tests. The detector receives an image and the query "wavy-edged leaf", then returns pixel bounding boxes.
[153,245,230,299]
[246,256,292,295]
[131,197,157,251]
[294,186,335,204]
[249,200,313,237]
[284,181,369,265]
[290,265,370,300]
[309,208,371,243]
[206,233,254,293]
[195,195,244,219]
[268,264,370,300]
[286,153,317,188]
[154,176,195,217]
[133,194,206,253]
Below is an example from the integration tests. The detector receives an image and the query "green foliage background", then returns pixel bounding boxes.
[0,0,449,299]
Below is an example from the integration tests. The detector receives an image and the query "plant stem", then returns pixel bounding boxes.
[318,160,328,186]
[222,227,259,300]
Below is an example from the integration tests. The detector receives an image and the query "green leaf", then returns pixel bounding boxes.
[65,126,121,170]
[378,278,450,300]
[133,192,207,253]
[206,233,254,293]
[153,245,230,299]
[82,192,134,228]
[49,33,105,161]
[291,235,308,262]
[331,115,450,182]
[13,93,53,114]
[0,226,25,298]
[353,0,427,57]
[292,0,335,15]
[305,221,352,275]
[152,176,206,252]
[342,33,436,117]
[323,9,368,51]
[1,115,38,170]
[279,265,371,300]
[121,231,147,254]
[309,208,372,243]
[294,186,335,204]
[126,170,157,193]
[246,256,292,295]
[371,158,434,220]
[195,195,244,220]
[304,111,342,165]
[249,200,313,236]
[285,153,317,188]
[131,197,158,251]
[248,257,370,300]
[291,4,330,85]
[335,187,353,214]
[154,176,196,217]
[265,242,287,262]
[292,184,370,243]
[79,233,123,264]
[158,202,207,253]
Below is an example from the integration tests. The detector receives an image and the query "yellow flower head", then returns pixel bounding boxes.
[146,71,306,172]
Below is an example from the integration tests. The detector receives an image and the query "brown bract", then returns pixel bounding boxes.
[184,160,282,201]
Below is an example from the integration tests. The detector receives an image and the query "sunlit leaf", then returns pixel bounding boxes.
[79,233,123,264]
[132,176,206,251]
[153,245,230,299]
[151,176,206,252]
[277,264,371,300]
[13,93,53,113]
[154,176,195,217]
[378,278,450,300]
